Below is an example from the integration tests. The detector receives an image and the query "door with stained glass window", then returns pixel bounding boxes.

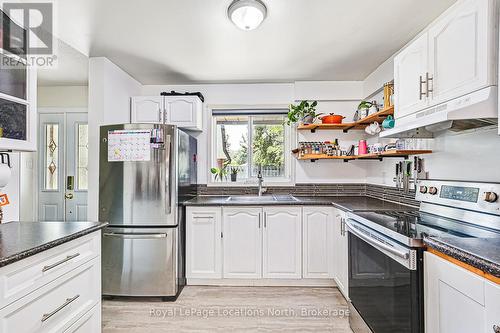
[38,112,88,221]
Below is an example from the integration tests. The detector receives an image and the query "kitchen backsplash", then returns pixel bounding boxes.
[196,183,419,206]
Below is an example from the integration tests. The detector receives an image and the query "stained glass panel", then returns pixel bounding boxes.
[45,124,58,190]
[77,124,88,190]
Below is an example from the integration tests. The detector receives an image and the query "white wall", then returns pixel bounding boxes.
[87,57,142,221]
[38,86,88,108]
[142,82,365,184]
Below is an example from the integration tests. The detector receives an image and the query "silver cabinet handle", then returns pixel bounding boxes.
[158,107,162,123]
[41,294,80,322]
[258,213,261,228]
[103,232,167,239]
[264,212,267,228]
[340,218,346,236]
[192,215,214,219]
[493,325,500,333]
[426,72,433,97]
[419,75,427,100]
[42,253,80,272]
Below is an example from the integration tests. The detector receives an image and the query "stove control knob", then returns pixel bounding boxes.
[429,187,438,195]
[484,192,498,203]
[419,186,428,194]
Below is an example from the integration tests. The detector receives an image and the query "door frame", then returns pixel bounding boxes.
[34,107,87,221]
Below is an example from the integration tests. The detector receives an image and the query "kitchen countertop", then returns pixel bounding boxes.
[184,195,418,212]
[0,221,108,268]
[424,237,500,278]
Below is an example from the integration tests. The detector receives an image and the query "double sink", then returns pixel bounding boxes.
[225,194,299,203]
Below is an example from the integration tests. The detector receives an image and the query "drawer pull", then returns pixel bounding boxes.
[42,253,81,272]
[41,294,80,322]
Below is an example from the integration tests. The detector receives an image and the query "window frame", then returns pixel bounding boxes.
[208,106,295,186]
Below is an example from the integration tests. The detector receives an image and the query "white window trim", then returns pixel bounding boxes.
[207,105,296,187]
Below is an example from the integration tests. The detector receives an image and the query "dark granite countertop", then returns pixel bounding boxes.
[184,195,418,212]
[424,237,500,278]
[0,221,108,268]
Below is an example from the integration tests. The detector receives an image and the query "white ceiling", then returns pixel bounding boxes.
[52,0,456,85]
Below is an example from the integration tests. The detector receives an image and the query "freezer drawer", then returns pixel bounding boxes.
[102,227,178,297]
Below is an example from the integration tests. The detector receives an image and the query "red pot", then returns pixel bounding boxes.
[320,114,345,124]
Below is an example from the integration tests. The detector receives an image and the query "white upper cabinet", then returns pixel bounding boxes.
[222,207,262,279]
[262,207,302,279]
[130,96,163,123]
[131,95,203,130]
[394,33,430,119]
[164,96,202,130]
[393,0,497,120]
[428,0,494,105]
[302,206,335,279]
[186,207,222,279]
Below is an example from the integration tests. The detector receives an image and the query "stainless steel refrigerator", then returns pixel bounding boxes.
[99,124,197,300]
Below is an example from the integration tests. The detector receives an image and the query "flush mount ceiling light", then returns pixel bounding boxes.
[228,0,267,31]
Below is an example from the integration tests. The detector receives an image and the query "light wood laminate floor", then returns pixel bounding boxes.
[102,286,353,332]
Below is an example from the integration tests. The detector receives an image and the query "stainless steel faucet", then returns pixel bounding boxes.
[257,166,266,196]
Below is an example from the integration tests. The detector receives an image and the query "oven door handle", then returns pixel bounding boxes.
[346,219,409,260]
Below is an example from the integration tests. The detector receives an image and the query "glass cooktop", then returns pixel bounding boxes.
[350,210,500,247]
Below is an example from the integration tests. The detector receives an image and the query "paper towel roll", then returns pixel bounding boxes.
[0,164,12,188]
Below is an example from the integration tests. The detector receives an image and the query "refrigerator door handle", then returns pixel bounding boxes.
[103,232,168,239]
[165,134,172,214]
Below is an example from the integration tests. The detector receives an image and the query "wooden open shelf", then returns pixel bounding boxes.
[298,106,394,133]
[297,149,432,162]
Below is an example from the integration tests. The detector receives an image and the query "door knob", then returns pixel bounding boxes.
[65,193,74,200]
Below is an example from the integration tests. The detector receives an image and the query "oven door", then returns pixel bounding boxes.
[346,218,423,333]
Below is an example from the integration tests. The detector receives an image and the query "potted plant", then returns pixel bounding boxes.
[286,100,320,125]
[230,166,239,182]
[210,166,227,182]
[357,100,373,119]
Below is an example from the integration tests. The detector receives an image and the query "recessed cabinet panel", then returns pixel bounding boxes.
[394,33,429,119]
[222,207,262,279]
[130,96,163,123]
[428,0,490,105]
[186,207,222,279]
[262,207,302,279]
[303,207,334,279]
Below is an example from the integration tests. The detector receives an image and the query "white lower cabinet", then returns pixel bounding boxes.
[263,207,302,279]
[302,207,335,279]
[222,207,262,279]
[186,205,349,288]
[186,207,222,279]
[0,231,102,333]
[332,208,349,298]
[425,251,500,333]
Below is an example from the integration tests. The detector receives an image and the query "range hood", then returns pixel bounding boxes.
[380,86,498,138]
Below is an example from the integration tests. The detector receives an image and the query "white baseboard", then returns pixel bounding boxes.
[187,278,337,287]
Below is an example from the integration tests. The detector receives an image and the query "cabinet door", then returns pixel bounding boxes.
[302,206,334,279]
[485,280,500,333]
[223,207,262,279]
[64,303,101,333]
[424,252,486,333]
[394,32,429,119]
[186,207,222,279]
[130,96,163,123]
[428,0,492,106]
[262,207,302,279]
[333,208,349,298]
[164,96,202,130]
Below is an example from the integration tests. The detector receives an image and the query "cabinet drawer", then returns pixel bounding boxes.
[0,232,100,309]
[64,302,101,333]
[0,257,100,333]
